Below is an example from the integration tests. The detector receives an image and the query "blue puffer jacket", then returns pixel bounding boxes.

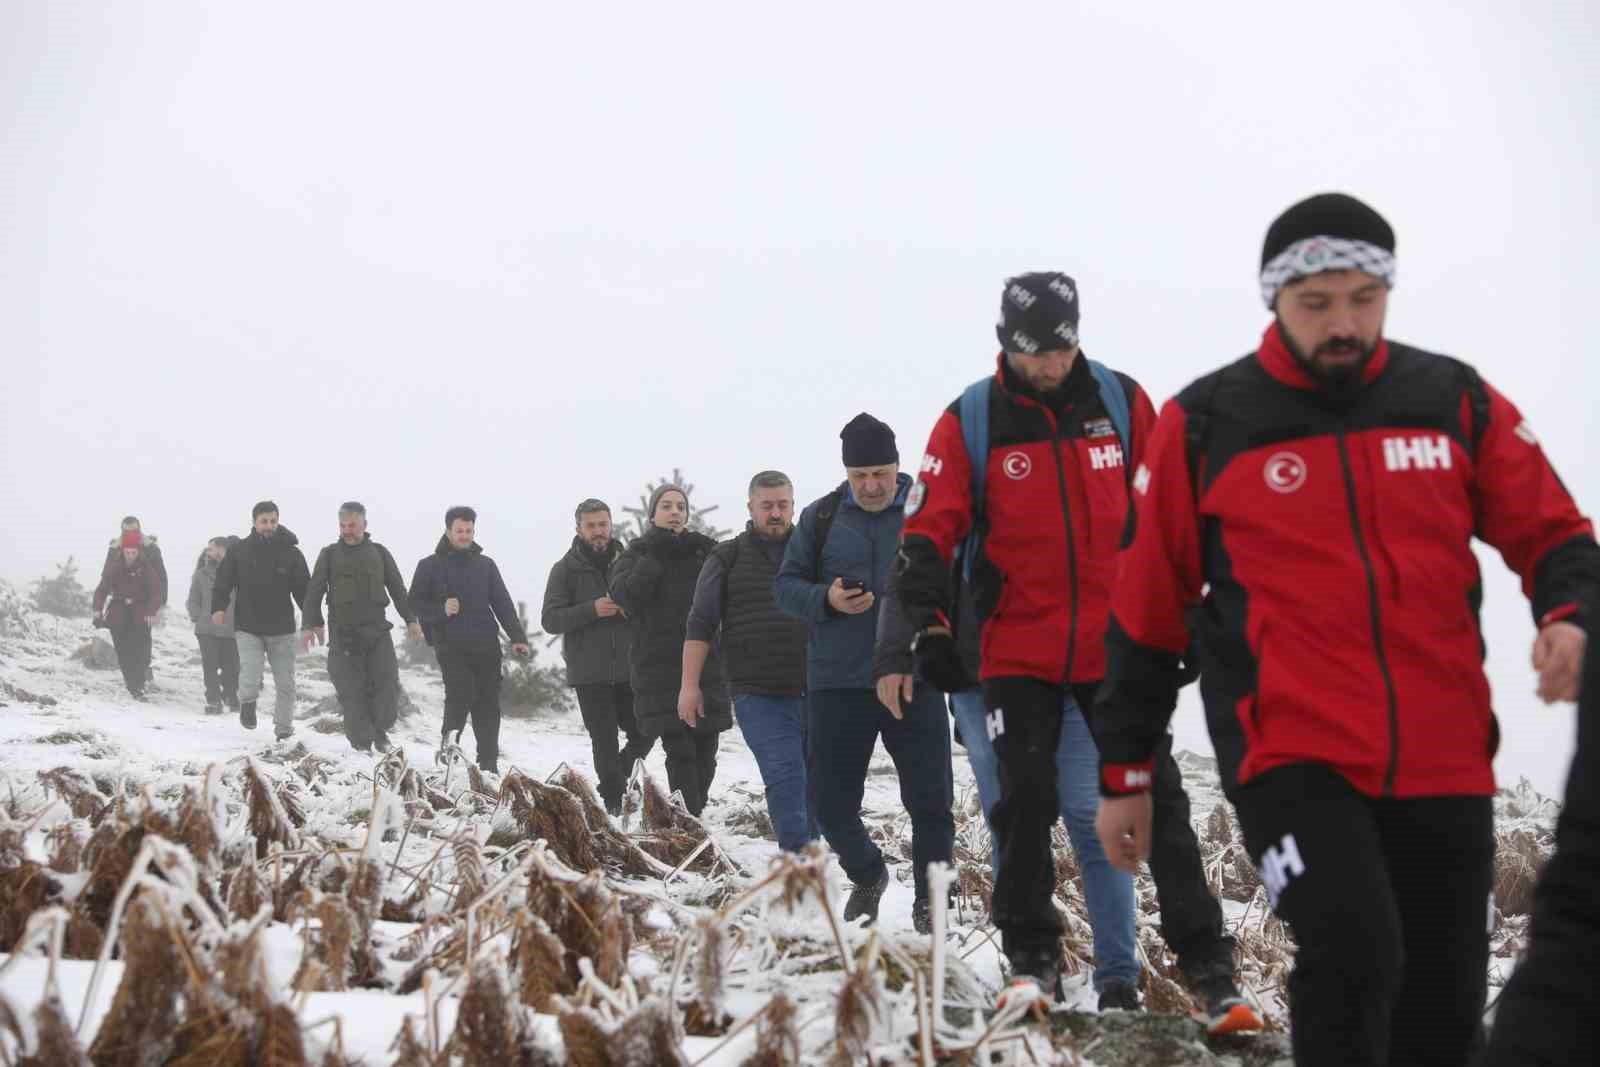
[775,474,912,691]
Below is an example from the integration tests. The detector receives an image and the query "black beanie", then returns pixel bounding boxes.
[995,271,1080,354]
[840,413,898,468]
[1259,193,1396,308]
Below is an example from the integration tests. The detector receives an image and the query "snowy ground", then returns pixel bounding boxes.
[0,588,1554,1065]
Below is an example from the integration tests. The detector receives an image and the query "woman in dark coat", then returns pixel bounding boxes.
[609,485,732,815]
[93,531,161,699]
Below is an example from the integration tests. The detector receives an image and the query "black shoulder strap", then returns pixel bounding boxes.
[1184,366,1231,503]
[811,490,843,581]
[1458,360,1491,456]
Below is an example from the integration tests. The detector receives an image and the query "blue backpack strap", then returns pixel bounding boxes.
[956,376,992,582]
[1087,359,1131,456]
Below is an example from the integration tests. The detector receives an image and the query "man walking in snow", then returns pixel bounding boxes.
[212,501,310,740]
[1093,193,1600,1066]
[888,272,1256,1029]
[186,536,238,714]
[302,502,420,754]
[542,498,651,815]
[682,471,815,851]
[409,506,531,774]
[775,415,954,933]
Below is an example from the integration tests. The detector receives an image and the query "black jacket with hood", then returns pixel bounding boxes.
[541,536,632,687]
[211,527,310,637]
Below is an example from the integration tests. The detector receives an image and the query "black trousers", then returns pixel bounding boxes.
[657,719,720,816]
[329,627,400,751]
[110,620,152,696]
[574,682,654,807]
[437,640,504,772]
[1147,730,1233,976]
[1234,763,1493,1067]
[196,634,240,706]
[984,677,1069,953]
[1481,639,1600,1066]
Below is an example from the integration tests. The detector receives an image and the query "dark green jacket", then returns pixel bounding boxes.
[303,535,415,639]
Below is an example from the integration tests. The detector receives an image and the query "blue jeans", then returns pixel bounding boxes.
[734,694,815,852]
[951,688,1138,990]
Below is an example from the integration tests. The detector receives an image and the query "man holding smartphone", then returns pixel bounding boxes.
[775,413,955,933]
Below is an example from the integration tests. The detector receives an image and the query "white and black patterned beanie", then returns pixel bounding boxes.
[1260,193,1396,309]
[996,271,1081,354]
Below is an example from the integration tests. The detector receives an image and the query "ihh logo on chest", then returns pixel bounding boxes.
[1088,444,1123,471]
[1382,434,1451,472]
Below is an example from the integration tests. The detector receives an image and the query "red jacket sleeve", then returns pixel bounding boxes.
[1469,381,1600,625]
[1093,397,1204,794]
[892,408,975,631]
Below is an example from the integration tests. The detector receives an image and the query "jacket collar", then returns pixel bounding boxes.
[1255,319,1390,391]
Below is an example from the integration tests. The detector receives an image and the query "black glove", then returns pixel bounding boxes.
[912,628,971,694]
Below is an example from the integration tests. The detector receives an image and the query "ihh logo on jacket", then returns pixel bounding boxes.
[1382,434,1451,472]
[1089,444,1123,471]
[1002,452,1032,480]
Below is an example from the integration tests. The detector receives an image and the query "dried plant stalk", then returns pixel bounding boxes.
[514,913,573,1012]
[87,894,184,1067]
[244,758,302,859]
[738,992,801,1067]
[454,954,523,1066]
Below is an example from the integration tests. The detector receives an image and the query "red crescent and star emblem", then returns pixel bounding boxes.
[1002,452,1032,480]
[1263,451,1308,493]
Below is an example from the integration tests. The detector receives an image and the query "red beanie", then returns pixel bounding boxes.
[120,530,143,549]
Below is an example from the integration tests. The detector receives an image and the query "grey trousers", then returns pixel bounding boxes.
[237,631,297,734]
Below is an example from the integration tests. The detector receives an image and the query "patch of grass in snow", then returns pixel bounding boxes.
[33,728,99,745]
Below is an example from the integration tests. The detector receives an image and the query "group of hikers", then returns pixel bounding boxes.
[85,192,1598,1064]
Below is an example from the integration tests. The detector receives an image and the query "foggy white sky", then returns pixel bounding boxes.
[4,1,1595,795]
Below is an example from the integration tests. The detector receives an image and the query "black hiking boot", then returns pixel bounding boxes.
[239,700,257,729]
[912,897,932,935]
[1097,981,1143,1012]
[842,863,891,925]
[1188,973,1263,1035]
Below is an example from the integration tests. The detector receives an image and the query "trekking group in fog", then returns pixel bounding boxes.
[87,192,1600,1064]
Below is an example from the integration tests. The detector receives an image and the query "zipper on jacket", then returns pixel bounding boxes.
[1048,414,1081,683]
[1335,429,1402,795]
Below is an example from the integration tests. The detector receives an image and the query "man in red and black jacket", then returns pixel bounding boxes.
[892,273,1256,1030]
[1093,193,1600,1066]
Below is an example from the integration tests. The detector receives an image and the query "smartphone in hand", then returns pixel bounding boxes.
[840,578,866,593]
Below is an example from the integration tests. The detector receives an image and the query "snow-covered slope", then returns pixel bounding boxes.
[0,583,1553,1065]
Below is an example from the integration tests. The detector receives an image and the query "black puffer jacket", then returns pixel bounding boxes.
[609,527,731,736]
[541,537,632,687]
[211,527,310,637]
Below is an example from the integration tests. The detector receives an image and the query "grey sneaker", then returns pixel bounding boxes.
[842,864,891,925]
